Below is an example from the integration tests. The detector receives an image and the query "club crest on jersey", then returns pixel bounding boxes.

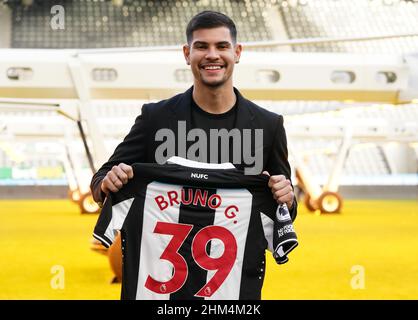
[204,286,212,296]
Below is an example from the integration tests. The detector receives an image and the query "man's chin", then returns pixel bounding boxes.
[201,79,227,88]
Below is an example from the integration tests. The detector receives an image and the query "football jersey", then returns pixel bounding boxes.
[93,157,298,300]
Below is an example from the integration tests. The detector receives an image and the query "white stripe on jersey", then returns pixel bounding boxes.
[167,156,235,169]
[134,183,254,300]
[93,233,112,248]
[136,182,182,300]
[206,188,252,300]
[104,198,134,244]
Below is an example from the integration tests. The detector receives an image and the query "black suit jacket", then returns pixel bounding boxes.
[90,86,297,220]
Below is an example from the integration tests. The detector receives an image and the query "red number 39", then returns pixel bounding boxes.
[144,221,237,297]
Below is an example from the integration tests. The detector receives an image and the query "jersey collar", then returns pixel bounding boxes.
[167,156,235,169]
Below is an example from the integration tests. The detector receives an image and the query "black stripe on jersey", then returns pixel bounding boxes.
[132,163,270,191]
[120,196,146,300]
[170,187,217,300]
[93,196,115,248]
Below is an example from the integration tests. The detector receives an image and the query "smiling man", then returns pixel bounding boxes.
[90,12,298,299]
[91,10,296,216]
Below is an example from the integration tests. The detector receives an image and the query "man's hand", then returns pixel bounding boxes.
[263,171,294,209]
[101,163,134,195]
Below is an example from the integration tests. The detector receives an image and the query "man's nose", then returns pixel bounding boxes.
[205,46,220,60]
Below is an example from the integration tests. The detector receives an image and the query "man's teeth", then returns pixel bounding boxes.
[204,66,222,70]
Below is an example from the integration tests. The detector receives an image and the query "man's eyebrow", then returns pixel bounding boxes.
[192,41,207,46]
[216,41,232,46]
[192,41,232,46]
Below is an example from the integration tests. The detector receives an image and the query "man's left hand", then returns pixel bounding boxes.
[263,171,294,209]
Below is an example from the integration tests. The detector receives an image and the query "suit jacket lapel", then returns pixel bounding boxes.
[168,86,193,134]
[234,87,256,130]
[233,88,265,172]
[167,86,194,158]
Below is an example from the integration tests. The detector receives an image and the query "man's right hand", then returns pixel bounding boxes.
[101,163,134,195]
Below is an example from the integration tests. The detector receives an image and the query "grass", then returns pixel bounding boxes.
[0,199,417,299]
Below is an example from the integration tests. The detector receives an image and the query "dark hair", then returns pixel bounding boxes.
[186,11,237,44]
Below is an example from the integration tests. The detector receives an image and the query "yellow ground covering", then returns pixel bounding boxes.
[0,199,417,299]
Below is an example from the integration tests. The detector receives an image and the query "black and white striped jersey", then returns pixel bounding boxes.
[93,157,298,300]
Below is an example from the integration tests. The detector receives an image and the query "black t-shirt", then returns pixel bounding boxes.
[190,97,238,164]
[191,97,237,132]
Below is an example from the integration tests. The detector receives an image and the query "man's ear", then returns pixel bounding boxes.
[234,43,243,64]
[183,44,191,65]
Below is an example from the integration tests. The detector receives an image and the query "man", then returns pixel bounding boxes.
[90,10,297,219]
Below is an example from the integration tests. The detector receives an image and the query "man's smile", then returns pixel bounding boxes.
[200,64,225,73]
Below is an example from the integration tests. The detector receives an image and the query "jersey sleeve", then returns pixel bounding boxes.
[272,204,298,264]
[260,201,298,265]
[93,193,134,248]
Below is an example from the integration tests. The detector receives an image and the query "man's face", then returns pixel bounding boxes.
[183,27,242,88]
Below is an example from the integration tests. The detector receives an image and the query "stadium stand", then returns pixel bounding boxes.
[0,0,417,202]
[280,0,418,54]
[8,0,274,48]
[4,0,418,52]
